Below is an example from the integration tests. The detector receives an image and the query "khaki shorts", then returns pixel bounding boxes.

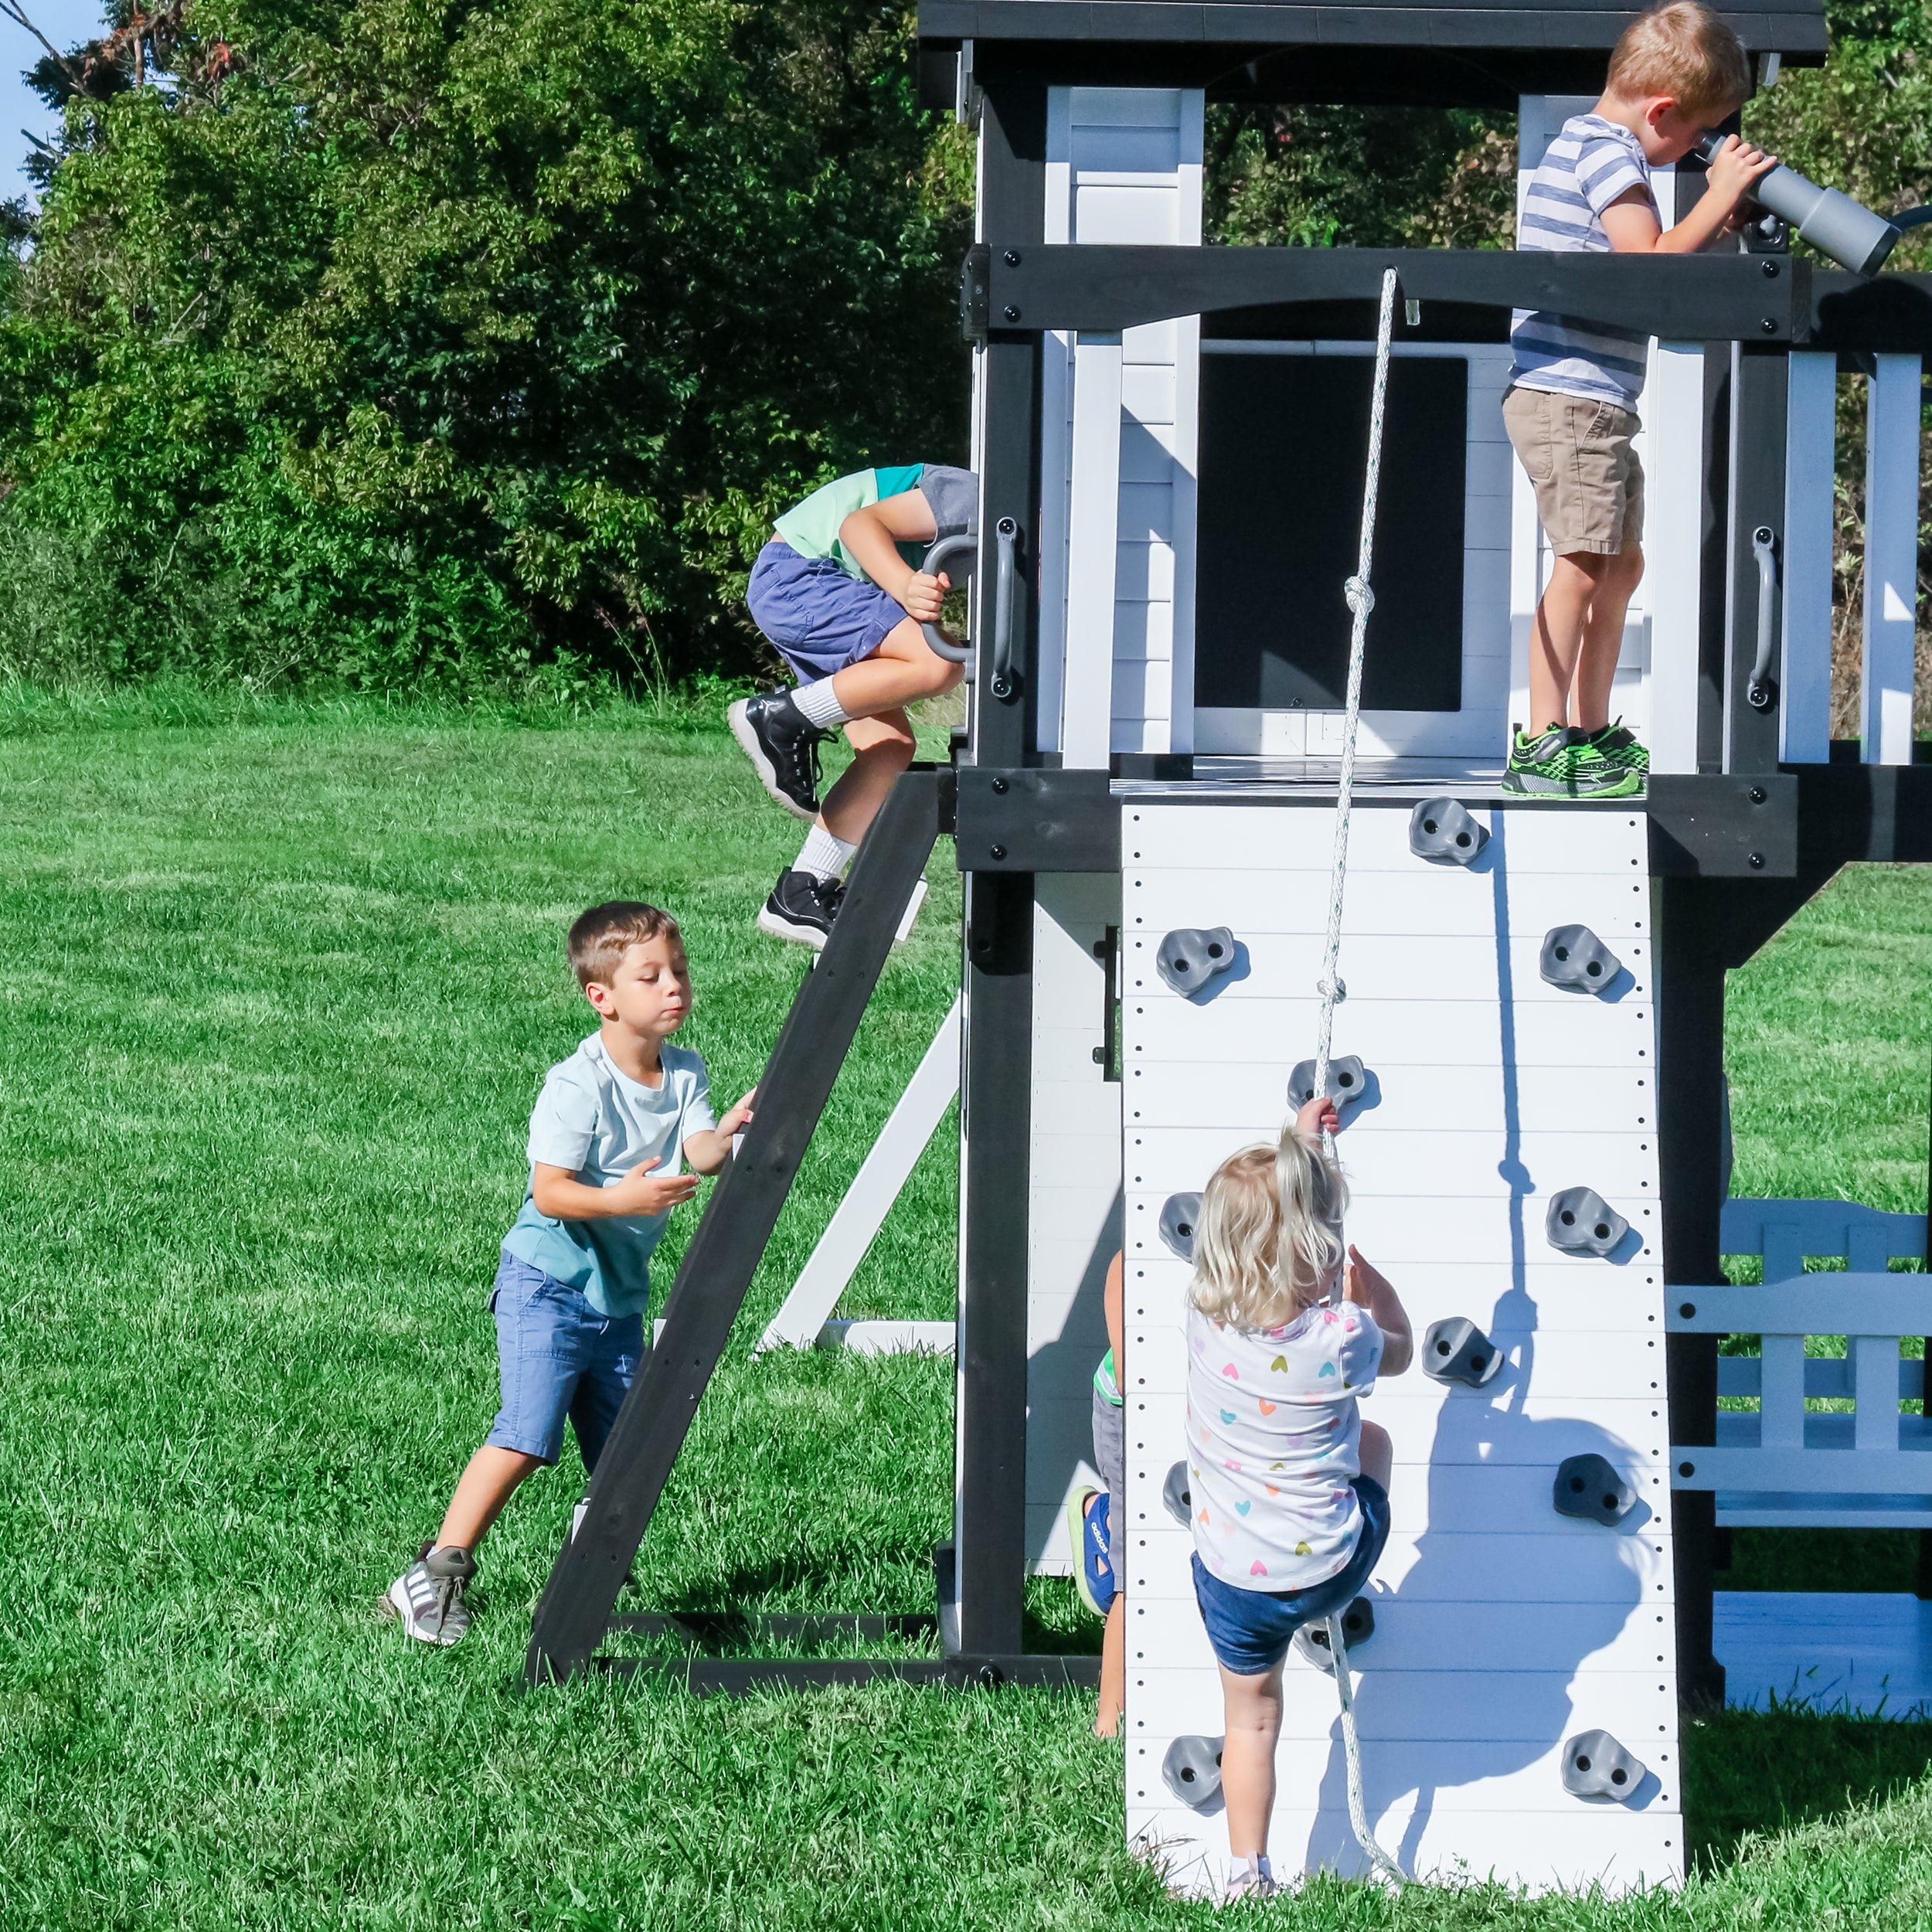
[1502,386,1645,556]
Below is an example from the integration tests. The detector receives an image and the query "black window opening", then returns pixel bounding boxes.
[1195,352,1469,715]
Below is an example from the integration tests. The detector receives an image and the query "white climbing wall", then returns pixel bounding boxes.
[1119,794,1681,1895]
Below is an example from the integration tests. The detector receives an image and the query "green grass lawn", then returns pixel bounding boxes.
[1,692,1930,1930]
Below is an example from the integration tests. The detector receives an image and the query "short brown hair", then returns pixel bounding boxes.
[1607,2,1751,118]
[566,900,683,988]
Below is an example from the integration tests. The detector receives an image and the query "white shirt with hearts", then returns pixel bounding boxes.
[1184,1298,1384,1594]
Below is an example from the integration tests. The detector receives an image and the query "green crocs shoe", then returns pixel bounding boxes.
[1590,718,1651,779]
[1501,724,1642,800]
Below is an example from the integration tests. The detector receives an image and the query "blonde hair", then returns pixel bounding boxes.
[566,900,683,988]
[1606,2,1750,119]
[1187,1127,1349,1331]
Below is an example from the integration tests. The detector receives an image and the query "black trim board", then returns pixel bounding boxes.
[974,243,1806,343]
[524,773,943,1685]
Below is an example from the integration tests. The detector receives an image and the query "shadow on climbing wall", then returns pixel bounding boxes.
[1303,811,1663,1872]
[1025,1183,1124,1573]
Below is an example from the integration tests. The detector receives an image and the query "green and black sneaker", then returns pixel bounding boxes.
[1502,724,1643,800]
[1590,717,1651,780]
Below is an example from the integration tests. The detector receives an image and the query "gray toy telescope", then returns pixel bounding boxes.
[1693,132,1900,274]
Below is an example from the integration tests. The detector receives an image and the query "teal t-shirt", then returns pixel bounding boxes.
[772,464,978,580]
[501,1036,716,1318]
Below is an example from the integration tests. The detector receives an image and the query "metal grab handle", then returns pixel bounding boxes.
[988,517,1021,701]
[917,534,978,665]
[1747,525,1779,713]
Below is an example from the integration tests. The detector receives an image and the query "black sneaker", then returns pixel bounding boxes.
[728,690,824,822]
[757,869,845,950]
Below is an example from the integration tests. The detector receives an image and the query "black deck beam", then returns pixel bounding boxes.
[525,771,942,1685]
[968,243,1807,343]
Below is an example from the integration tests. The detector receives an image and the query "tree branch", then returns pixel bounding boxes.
[0,0,83,88]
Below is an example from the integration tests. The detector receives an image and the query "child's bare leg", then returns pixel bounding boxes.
[825,615,963,723]
[1097,1594,1125,1736]
[1527,551,1605,731]
[1359,1419,1392,1492]
[1219,1660,1286,1860]
[818,709,918,846]
[1569,544,1644,732]
[437,1444,545,1552]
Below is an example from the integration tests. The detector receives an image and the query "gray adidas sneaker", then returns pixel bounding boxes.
[382,1543,476,1646]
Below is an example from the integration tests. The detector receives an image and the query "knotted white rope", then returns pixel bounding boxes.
[1311,267,1406,1896]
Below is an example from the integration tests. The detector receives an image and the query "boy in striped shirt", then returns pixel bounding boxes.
[1503,1,1776,797]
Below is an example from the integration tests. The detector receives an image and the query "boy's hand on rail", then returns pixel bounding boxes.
[899,569,949,624]
[1293,1093,1342,1142]
[716,1088,757,1139]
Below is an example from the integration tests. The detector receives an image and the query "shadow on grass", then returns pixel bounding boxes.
[1685,1702,1932,1870]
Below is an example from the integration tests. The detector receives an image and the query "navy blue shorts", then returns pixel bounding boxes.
[485,1250,644,1471]
[1191,1476,1392,1677]
[747,539,910,680]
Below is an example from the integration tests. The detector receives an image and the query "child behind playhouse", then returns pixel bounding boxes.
[729,463,976,950]
[1502,0,1776,800]
[382,901,754,1646]
[1185,1104,1412,1900]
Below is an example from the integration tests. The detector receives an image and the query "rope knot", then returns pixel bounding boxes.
[1316,975,1347,1005]
[1344,576,1375,618]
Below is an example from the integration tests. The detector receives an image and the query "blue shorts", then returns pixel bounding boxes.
[747,539,910,680]
[1191,1476,1392,1677]
[485,1250,644,1471]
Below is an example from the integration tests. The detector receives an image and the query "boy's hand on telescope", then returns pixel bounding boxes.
[899,569,949,624]
[1294,1093,1342,1142]
[611,1157,700,1216]
[1703,134,1777,209]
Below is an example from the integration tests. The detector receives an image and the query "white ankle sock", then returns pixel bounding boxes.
[792,679,850,730]
[794,825,855,881]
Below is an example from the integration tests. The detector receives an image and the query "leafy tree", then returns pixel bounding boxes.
[0,0,973,689]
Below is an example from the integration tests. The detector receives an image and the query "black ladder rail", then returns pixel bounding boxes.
[526,769,943,1684]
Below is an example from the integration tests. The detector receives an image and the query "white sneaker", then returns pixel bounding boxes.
[382,1544,475,1645]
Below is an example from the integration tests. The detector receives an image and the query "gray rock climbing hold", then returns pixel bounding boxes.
[1287,1055,1370,1114]
[1553,1454,1637,1526]
[1155,926,1236,997]
[1421,1317,1502,1389]
[1158,1192,1202,1263]
[1162,1460,1192,1527]
[1561,1728,1646,1801]
[1162,1734,1225,1811]
[1409,796,1488,866]
[1546,1186,1630,1257]
[1291,1596,1376,1674]
[1540,923,1623,995]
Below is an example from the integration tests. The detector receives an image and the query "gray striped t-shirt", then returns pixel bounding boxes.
[1510,115,1657,408]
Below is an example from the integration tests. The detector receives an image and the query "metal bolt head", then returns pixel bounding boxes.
[1002,304,1020,322]
[1760,259,1780,278]
[991,776,1009,794]
[1760,317,1777,335]
[1003,249,1021,266]
[1749,786,1767,804]
[988,844,1006,861]
[1748,851,1765,869]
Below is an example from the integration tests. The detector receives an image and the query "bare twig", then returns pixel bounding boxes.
[0,0,83,88]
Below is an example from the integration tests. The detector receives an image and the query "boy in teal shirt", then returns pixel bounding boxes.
[730,463,976,947]
[383,901,754,1647]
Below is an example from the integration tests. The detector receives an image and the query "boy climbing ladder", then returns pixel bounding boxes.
[730,463,975,947]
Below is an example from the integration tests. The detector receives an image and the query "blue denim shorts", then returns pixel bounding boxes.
[485,1250,644,1471]
[747,539,910,679]
[1191,1476,1392,1677]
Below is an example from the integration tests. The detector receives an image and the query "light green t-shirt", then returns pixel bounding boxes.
[772,464,978,580]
